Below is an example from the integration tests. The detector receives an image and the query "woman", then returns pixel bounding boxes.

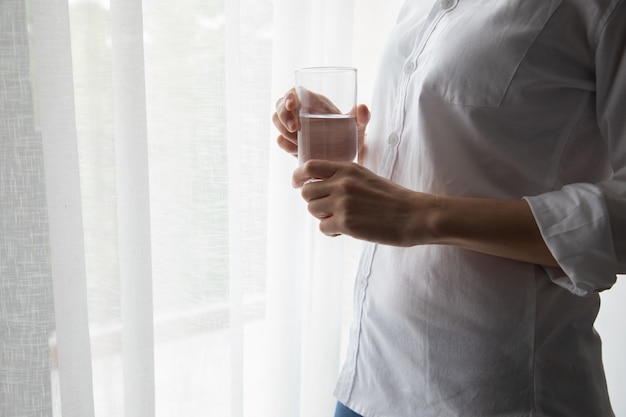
[273,0,625,415]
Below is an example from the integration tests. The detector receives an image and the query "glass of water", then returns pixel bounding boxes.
[295,67,358,165]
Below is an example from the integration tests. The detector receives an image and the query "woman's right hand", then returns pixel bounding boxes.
[272,88,371,161]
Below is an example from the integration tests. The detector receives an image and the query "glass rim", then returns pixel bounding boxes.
[295,66,357,74]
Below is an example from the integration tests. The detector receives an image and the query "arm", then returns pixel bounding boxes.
[430,194,558,267]
[274,90,556,266]
[293,159,558,267]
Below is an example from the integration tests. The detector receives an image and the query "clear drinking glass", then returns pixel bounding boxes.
[295,67,358,165]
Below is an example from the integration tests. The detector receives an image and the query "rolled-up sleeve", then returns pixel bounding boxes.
[524,0,626,297]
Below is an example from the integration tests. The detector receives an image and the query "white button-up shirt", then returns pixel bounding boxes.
[334,0,625,416]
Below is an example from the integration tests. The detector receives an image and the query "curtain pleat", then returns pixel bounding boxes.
[30,0,95,416]
[0,2,55,416]
[110,0,156,416]
[265,1,358,416]
[224,0,245,416]
[265,0,311,413]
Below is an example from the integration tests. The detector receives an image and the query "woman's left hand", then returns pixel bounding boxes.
[293,159,436,246]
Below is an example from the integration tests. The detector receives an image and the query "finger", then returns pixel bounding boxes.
[306,196,333,218]
[275,88,298,111]
[283,88,298,111]
[292,159,342,188]
[272,111,297,142]
[300,179,332,202]
[277,135,298,158]
[276,89,300,133]
[311,91,341,114]
[318,216,342,237]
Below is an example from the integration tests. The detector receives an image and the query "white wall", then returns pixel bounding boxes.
[596,276,626,416]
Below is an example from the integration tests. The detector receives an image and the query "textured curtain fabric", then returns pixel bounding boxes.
[1,1,56,415]
[1,0,625,417]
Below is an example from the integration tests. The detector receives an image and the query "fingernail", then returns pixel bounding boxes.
[287,120,296,132]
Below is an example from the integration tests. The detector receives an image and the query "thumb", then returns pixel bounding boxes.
[356,104,370,164]
[356,104,370,128]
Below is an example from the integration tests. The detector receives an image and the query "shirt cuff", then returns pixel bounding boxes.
[523,183,618,296]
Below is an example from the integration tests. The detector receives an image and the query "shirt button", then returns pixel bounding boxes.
[404,61,416,74]
[388,133,400,146]
[441,0,455,10]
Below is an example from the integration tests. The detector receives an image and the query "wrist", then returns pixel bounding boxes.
[423,193,449,246]
[403,192,443,247]
[425,194,491,247]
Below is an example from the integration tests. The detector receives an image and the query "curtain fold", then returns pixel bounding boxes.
[1,2,55,416]
[224,0,245,416]
[110,0,155,416]
[265,1,359,416]
[30,0,95,415]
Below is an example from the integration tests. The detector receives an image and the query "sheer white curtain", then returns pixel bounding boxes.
[1,0,402,416]
[2,0,625,417]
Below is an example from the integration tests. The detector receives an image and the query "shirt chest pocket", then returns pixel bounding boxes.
[419,0,562,107]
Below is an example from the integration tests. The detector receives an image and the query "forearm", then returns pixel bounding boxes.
[422,195,559,267]
[293,160,559,267]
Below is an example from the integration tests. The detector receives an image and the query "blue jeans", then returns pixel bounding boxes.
[334,402,363,417]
